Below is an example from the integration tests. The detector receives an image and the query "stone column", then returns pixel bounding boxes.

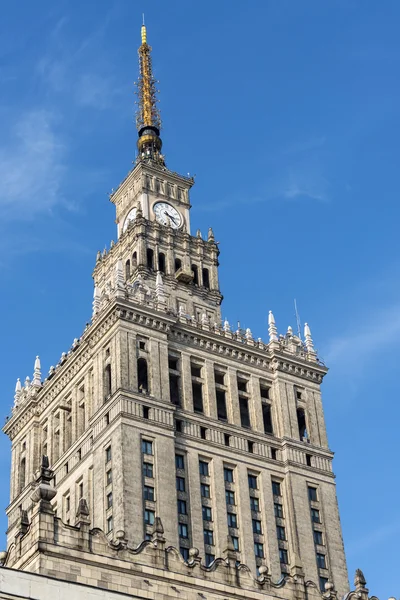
[204,359,217,419]
[227,367,240,426]
[181,353,193,411]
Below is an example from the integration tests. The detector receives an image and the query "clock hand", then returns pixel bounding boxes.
[165,211,177,225]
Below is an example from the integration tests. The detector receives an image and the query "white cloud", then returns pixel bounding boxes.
[0,110,66,218]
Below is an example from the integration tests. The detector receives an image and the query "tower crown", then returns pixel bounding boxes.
[136,23,164,165]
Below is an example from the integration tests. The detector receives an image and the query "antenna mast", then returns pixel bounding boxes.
[294,299,302,340]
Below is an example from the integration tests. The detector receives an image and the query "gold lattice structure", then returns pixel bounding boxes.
[136,25,161,131]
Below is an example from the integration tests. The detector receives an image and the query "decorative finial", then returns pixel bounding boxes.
[115,260,125,296]
[24,376,31,389]
[223,318,230,332]
[155,272,166,306]
[32,356,41,387]
[14,378,22,407]
[268,311,279,343]
[304,322,317,359]
[92,286,101,317]
[208,227,215,242]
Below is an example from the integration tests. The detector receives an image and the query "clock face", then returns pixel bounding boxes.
[122,207,137,233]
[153,202,182,229]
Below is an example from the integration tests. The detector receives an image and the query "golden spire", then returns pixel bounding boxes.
[135,20,164,164]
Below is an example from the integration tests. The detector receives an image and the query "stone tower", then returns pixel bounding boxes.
[2,23,349,600]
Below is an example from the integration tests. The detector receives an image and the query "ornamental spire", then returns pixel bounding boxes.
[135,21,164,165]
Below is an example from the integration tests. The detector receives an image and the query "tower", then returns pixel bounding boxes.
[2,23,349,600]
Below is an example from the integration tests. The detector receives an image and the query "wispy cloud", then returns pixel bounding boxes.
[0,110,66,218]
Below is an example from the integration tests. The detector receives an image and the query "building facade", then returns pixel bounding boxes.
[0,23,375,600]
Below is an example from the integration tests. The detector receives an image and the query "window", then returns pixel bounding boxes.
[279,548,288,564]
[175,455,184,470]
[205,553,215,566]
[248,474,258,489]
[276,526,286,540]
[201,483,210,498]
[316,553,327,569]
[225,490,235,505]
[179,523,188,538]
[224,468,234,483]
[142,440,153,455]
[202,268,210,289]
[199,461,209,476]
[262,403,273,434]
[260,385,270,399]
[158,252,166,273]
[132,251,137,267]
[175,419,183,432]
[308,487,318,502]
[169,373,180,406]
[216,390,227,420]
[192,382,203,413]
[180,547,189,561]
[144,486,155,501]
[104,364,112,398]
[319,577,329,593]
[138,358,149,392]
[125,259,131,279]
[107,516,113,533]
[271,448,277,460]
[227,512,238,528]
[306,454,312,467]
[214,371,225,385]
[274,503,284,518]
[65,495,70,512]
[79,482,84,499]
[202,506,212,521]
[105,446,112,463]
[232,536,239,551]
[106,469,112,485]
[239,397,251,428]
[297,407,307,439]
[252,519,262,534]
[146,248,154,270]
[139,341,146,350]
[272,481,281,496]
[224,433,230,446]
[200,426,207,440]
[174,258,182,272]
[169,356,179,370]
[191,363,202,378]
[314,530,324,545]
[176,476,186,492]
[311,508,321,523]
[248,441,254,453]
[237,379,247,392]
[250,496,260,512]
[177,499,187,515]
[107,492,113,509]
[192,264,199,285]
[143,462,153,478]
[254,542,264,558]
[143,406,150,419]
[296,390,302,400]
[144,509,155,525]
[203,529,214,545]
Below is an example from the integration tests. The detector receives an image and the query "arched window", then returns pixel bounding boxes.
[297,408,307,440]
[202,268,210,289]
[192,264,199,285]
[147,248,154,270]
[125,260,131,280]
[104,364,112,399]
[158,252,166,274]
[132,252,137,268]
[137,358,149,392]
[175,258,182,272]
[19,458,26,492]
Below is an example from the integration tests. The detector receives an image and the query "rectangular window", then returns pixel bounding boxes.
[276,525,286,540]
[214,371,225,385]
[105,446,112,462]
[225,490,235,505]
[311,508,321,523]
[142,440,153,455]
[260,385,270,399]
[106,469,112,485]
[180,546,189,561]
[176,476,186,492]
[272,481,282,496]
[177,499,187,515]
[252,519,262,534]
[314,530,324,545]
[237,379,247,392]
[169,356,179,370]
[279,548,288,564]
[179,523,189,538]
[192,382,203,413]
[216,390,227,420]
[262,403,273,434]
[200,426,207,439]
[144,509,155,525]
[232,536,239,551]
[169,373,181,406]
[239,397,251,428]
[274,502,284,518]
[144,485,155,501]
[254,542,264,558]
[175,454,184,470]
[79,482,83,499]
[107,492,113,509]
[191,364,202,378]
[224,467,234,483]
[316,553,327,569]
[248,474,258,489]
[143,462,153,478]
[65,495,70,512]
[107,516,113,532]
[227,512,238,528]
[308,487,318,502]
[319,577,329,593]
[201,483,211,498]
[205,553,215,566]
[203,529,214,545]
[202,506,212,521]
[250,496,260,512]
[199,460,209,476]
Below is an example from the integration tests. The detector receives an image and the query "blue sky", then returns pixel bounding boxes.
[0,1,399,596]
